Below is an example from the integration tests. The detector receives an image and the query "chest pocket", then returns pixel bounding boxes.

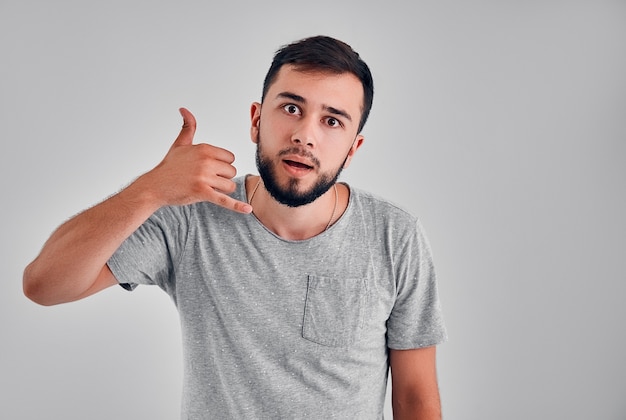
[302,275,368,347]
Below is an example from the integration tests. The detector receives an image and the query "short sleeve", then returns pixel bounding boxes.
[107,205,191,295]
[386,219,447,349]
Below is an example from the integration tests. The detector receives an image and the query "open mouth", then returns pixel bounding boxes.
[284,159,313,170]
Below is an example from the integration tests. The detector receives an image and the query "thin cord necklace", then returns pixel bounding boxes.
[248,177,338,232]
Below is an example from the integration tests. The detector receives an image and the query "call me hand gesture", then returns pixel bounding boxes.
[139,108,252,213]
[23,108,251,306]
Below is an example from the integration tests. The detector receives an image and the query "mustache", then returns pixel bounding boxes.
[278,147,321,168]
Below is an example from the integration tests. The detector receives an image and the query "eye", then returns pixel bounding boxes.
[325,117,343,128]
[283,104,301,115]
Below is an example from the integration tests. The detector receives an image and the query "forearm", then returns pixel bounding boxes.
[23,176,161,305]
[390,346,442,420]
[392,395,442,420]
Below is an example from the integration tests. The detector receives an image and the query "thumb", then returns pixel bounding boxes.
[171,107,197,148]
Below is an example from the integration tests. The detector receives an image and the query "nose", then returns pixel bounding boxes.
[291,116,317,148]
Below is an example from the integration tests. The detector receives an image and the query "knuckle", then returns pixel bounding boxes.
[216,195,229,207]
[190,182,206,196]
[223,180,237,193]
[195,143,212,155]
[214,146,235,163]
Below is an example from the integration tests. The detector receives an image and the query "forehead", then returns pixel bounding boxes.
[267,65,364,112]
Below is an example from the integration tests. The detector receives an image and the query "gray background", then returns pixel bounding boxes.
[2,1,625,419]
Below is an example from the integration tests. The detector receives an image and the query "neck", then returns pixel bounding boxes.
[246,175,346,241]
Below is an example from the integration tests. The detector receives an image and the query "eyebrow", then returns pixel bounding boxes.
[276,91,353,122]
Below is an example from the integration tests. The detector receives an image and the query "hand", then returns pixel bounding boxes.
[138,108,252,213]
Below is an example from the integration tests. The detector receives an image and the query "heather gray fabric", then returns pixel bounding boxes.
[108,176,446,419]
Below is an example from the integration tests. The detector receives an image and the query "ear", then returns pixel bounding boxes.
[342,135,364,169]
[250,102,262,144]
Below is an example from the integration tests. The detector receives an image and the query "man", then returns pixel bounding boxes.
[24,36,446,419]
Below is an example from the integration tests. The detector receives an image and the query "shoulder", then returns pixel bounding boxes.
[344,185,433,254]
[348,185,419,228]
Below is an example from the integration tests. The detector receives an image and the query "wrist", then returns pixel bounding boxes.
[118,173,166,214]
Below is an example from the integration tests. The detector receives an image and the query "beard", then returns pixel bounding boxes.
[255,133,347,208]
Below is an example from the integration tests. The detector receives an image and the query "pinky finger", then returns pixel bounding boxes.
[210,191,253,214]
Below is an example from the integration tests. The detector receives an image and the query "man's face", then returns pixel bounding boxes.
[250,65,364,207]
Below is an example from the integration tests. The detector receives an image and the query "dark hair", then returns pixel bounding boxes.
[261,35,374,133]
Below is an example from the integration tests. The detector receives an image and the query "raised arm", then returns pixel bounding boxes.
[23,108,252,306]
[389,346,442,420]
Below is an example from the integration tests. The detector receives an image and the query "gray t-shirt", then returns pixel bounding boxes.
[108,176,446,419]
